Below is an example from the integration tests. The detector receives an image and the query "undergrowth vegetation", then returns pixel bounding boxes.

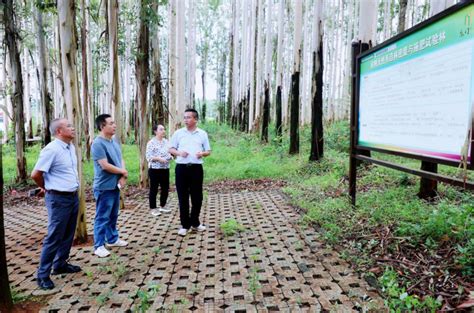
[3,120,473,309]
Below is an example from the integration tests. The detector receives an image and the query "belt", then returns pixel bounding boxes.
[177,163,202,167]
[47,190,78,196]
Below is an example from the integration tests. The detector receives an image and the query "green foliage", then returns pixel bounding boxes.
[379,269,441,312]
[247,267,261,297]
[10,287,29,304]
[96,290,112,306]
[456,238,474,276]
[133,284,160,313]
[219,218,246,237]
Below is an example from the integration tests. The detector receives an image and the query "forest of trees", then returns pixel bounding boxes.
[1,0,459,183]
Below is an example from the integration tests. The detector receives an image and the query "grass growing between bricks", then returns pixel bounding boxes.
[3,121,473,309]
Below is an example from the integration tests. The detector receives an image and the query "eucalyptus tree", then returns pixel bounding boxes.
[274,0,284,139]
[188,0,196,109]
[309,0,324,161]
[35,1,53,146]
[22,17,33,140]
[231,0,240,129]
[253,0,264,131]
[150,1,165,126]
[227,0,236,124]
[260,0,272,142]
[248,0,257,130]
[136,0,150,188]
[398,0,409,33]
[289,0,302,155]
[168,0,177,132]
[4,0,27,182]
[57,0,88,241]
[108,0,122,142]
[176,0,186,120]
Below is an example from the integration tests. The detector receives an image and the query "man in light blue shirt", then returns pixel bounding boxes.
[31,118,82,290]
[170,108,211,236]
[91,114,129,258]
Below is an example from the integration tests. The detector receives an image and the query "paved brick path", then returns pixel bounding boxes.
[5,189,383,312]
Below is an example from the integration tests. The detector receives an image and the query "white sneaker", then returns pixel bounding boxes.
[151,209,161,216]
[178,228,188,236]
[159,207,171,213]
[193,224,206,232]
[106,239,128,247]
[94,246,110,258]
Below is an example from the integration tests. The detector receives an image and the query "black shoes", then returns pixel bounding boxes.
[52,263,82,275]
[37,277,54,290]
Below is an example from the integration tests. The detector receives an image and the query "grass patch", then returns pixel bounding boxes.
[219,218,246,237]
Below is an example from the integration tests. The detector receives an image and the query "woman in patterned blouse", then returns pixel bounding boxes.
[146,124,173,216]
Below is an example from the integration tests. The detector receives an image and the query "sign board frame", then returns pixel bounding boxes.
[355,0,474,169]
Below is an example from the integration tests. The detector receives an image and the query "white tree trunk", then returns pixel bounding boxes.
[264,0,272,96]
[188,0,196,108]
[430,0,454,16]
[249,0,257,129]
[124,8,131,138]
[22,43,31,138]
[232,0,240,122]
[86,0,94,143]
[57,0,87,240]
[108,0,122,142]
[254,0,264,123]
[176,0,185,120]
[169,0,177,132]
[358,0,378,45]
[383,0,392,40]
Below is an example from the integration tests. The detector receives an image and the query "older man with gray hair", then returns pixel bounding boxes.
[31,118,81,290]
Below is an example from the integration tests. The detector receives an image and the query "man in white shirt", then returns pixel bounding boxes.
[169,108,211,236]
[31,118,81,289]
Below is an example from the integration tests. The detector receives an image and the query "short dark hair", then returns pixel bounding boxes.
[185,108,199,120]
[152,124,164,134]
[95,114,111,131]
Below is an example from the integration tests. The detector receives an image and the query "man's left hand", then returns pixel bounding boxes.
[118,176,127,188]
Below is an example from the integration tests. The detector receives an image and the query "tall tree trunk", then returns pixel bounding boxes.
[81,0,91,159]
[136,0,150,188]
[289,0,302,155]
[124,0,131,138]
[176,0,186,121]
[108,0,122,143]
[226,30,233,124]
[275,0,284,139]
[309,0,324,161]
[57,0,87,242]
[150,1,165,127]
[398,0,408,33]
[188,0,196,108]
[22,44,33,139]
[261,0,272,141]
[86,0,94,151]
[168,0,177,133]
[201,70,206,123]
[231,0,239,129]
[36,5,53,146]
[4,0,27,182]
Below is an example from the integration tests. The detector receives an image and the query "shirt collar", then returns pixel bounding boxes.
[185,127,199,134]
[55,138,71,150]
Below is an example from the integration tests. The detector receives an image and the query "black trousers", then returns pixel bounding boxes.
[175,164,203,229]
[148,168,169,208]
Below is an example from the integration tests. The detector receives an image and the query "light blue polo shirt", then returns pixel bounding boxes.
[170,127,211,164]
[33,139,79,192]
[91,136,123,190]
